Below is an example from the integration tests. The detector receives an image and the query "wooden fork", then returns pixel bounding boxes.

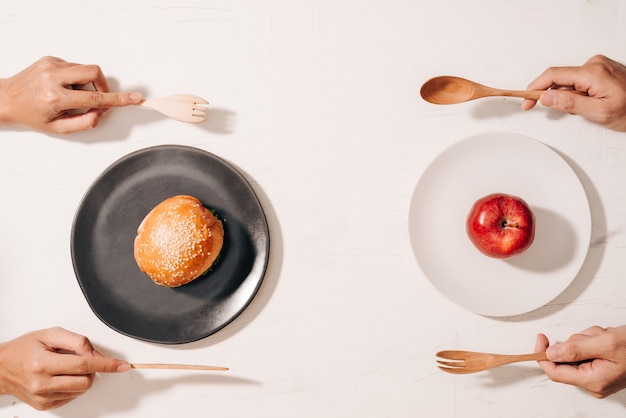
[436,350,548,374]
[138,94,209,123]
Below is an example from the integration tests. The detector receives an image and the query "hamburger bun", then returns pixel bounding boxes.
[133,195,224,287]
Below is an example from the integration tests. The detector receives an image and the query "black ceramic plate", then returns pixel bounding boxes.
[71,145,269,344]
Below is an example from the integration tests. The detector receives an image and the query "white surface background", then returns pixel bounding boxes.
[0,1,625,417]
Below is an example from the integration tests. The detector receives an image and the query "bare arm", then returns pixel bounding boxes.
[0,327,130,410]
[0,56,142,134]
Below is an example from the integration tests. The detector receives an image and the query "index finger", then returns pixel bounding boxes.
[48,352,130,375]
[68,89,143,109]
[526,66,593,93]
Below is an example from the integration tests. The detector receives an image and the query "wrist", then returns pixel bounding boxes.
[0,78,16,128]
[0,341,10,396]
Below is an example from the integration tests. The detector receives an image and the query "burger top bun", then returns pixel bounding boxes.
[133,195,224,287]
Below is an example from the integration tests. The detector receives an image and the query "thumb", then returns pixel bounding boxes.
[539,90,595,116]
[546,339,602,363]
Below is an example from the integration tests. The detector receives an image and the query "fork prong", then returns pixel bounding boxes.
[170,114,207,123]
[436,350,469,360]
[436,360,466,368]
[192,107,209,116]
[438,366,478,375]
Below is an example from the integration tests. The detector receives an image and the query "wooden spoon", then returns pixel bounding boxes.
[420,76,545,104]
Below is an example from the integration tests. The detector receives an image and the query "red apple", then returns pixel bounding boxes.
[466,193,535,258]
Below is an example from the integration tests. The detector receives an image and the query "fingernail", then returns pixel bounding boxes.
[117,363,132,372]
[129,92,143,103]
[546,345,561,360]
[541,92,557,108]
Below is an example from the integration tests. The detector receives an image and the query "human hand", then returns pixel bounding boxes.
[535,325,626,398]
[521,54,626,131]
[0,327,130,410]
[0,56,142,134]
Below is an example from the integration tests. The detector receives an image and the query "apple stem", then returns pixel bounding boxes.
[502,221,519,228]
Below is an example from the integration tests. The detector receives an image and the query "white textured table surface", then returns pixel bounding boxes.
[1,1,625,417]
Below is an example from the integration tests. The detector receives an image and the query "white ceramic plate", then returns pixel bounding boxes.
[408,132,591,316]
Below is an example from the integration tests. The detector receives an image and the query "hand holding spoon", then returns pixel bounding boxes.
[420,76,582,105]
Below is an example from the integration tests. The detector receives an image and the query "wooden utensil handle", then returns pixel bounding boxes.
[130,363,229,371]
[499,88,588,100]
[509,352,548,362]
